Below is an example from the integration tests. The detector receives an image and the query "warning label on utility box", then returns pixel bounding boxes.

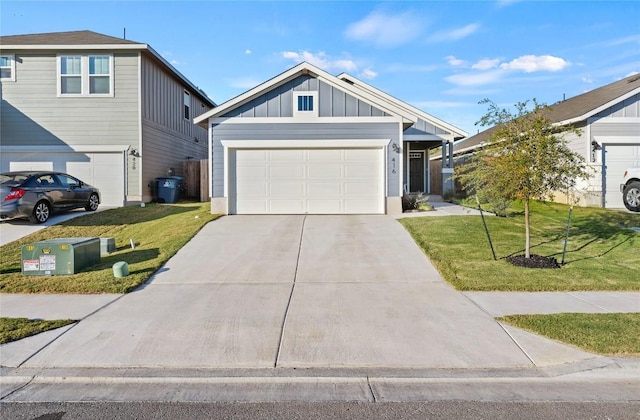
[23,260,40,271]
[39,255,56,271]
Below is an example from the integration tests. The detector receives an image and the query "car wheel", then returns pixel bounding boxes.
[623,181,640,212]
[29,201,51,224]
[85,193,100,211]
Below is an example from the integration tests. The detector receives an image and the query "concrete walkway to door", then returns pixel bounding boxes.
[1,215,605,371]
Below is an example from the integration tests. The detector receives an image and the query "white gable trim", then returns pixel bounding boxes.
[194,62,416,126]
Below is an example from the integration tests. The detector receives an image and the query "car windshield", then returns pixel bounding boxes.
[0,174,30,185]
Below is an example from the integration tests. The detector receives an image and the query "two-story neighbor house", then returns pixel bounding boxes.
[0,30,215,206]
[194,62,467,215]
[449,75,640,209]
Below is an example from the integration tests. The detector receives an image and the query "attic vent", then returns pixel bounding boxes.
[628,75,640,83]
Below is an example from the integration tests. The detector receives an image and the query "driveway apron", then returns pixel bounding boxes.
[23,215,546,369]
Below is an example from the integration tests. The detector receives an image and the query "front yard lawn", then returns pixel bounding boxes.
[498,313,640,357]
[0,317,75,344]
[400,201,639,291]
[0,202,220,294]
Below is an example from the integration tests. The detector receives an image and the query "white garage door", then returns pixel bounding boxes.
[2,152,125,207]
[604,144,640,208]
[230,148,384,214]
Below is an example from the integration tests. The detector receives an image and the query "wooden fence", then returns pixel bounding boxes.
[183,159,209,202]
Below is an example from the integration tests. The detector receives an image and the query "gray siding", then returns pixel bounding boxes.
[140,56,209,199]
[591,122,640,137]
[222,75,389,118]
[0,52,139,146]
[211,122,401,198]
[405,118,451,137]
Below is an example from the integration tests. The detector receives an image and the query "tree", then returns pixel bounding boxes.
[458,99,590,259]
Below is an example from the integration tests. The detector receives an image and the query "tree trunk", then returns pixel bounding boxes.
[524,199,531,258]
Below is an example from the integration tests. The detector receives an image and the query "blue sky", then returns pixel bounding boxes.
[2,0,639,135]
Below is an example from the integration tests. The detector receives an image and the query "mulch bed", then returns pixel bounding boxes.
[506,254,560,269]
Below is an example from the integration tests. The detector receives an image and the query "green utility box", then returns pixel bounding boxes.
[21,237,101,276]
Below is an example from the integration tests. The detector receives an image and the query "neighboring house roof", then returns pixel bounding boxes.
[454,74,640,154]
[0,30,216,107]
[337,73,468,140]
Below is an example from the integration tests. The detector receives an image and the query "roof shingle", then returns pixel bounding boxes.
[0,30,142,46]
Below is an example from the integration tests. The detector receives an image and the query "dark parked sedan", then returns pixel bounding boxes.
[0,171,100,223]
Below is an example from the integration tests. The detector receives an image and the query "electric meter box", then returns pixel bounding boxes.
[21,237,101,276]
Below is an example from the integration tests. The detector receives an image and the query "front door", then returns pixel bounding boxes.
[409,152,425,192]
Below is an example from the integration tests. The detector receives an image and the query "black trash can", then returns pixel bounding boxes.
[155,176,183,203]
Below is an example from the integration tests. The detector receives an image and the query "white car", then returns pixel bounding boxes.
[621,168,640,212]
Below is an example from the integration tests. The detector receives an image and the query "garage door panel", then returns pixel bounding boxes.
[270,181,304,195]
[232,147,383,214]
[308,165,342,178]
[604,144,640,209]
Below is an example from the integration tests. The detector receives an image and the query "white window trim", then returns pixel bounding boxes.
[293,91,318,118]
[57,54,114,97]
[0,54,16,82]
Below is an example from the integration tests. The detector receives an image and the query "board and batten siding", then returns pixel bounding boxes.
[223,75,389,118]
[139,55,210,200]
[210,122,401,199]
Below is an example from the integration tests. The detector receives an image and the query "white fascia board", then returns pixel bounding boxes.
[1,145,130,152]
[403,134,447,141]
[210,116,400,125]
[337,72,469,138]
[556,87,640,126]
[194,62,417,125]
[0,44,146,50]
[220,139,390,149]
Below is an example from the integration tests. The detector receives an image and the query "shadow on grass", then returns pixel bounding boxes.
[59,203,202,228]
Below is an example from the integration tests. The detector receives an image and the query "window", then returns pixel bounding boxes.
[58,55,113,96]
[293,91,318,118]
[184,91,190,120]
[89,56,111,94]
[1,54,16,81]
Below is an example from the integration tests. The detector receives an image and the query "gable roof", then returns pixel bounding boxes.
[337,73,468,140]
[0,30,140,46]
[455,74,640,153]
[195,62,423,128]
[0,30,215,107]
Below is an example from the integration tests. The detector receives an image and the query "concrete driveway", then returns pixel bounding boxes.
[13,215,597,370]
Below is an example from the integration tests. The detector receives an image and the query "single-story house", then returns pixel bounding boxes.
[441,74,640,209]
[0,30,215,206]
[194,62,467,215]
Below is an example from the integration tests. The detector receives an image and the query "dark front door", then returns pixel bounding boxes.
[409,152,425,192]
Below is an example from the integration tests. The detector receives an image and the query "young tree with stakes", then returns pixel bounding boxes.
[459,99,590,259]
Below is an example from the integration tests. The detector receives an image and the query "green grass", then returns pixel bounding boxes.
[0,317,75,344]
[0,202,220,294]
[498,313,640,357]
[400,200,640,291]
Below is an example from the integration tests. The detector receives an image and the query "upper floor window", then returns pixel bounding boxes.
[293,91,318,118]
[58,54,113,96]
[184,91,190,120]
[0,54,16,81]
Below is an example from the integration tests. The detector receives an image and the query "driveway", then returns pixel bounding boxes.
[11,215,597,370]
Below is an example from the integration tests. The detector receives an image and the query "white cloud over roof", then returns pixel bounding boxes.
[344,10,423,47]
[282,50,358,72]
[500,55,570,72]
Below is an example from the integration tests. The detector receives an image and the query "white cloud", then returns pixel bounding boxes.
[581,76,593,84]
[170,60,180,66]
[500,55,570,72]
[428,23,480,43]
[472,58,501,70]
[345,10,423,47]
[625,71,639,78]
[359,68,378,79]
[445,70,505,86]
[281,50,358,72]
[245,49,252,55]
[446,55,467,67]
